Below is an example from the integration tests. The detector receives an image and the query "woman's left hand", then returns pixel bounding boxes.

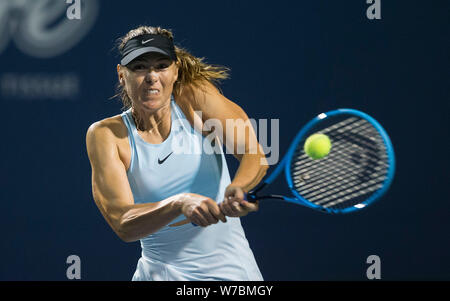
[219,185,259,217]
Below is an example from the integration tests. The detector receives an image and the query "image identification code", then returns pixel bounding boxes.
[176,285,274,298]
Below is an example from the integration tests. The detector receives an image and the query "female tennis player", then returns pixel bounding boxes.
[85,26,268,280]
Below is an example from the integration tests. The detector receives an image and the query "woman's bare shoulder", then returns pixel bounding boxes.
[173,80,223,117]
[175,80,220,105]
[86,114,128,142]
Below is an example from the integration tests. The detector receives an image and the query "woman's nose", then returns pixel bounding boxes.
[145,70,158,83]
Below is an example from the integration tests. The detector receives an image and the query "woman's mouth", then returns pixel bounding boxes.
[146,89,160,95]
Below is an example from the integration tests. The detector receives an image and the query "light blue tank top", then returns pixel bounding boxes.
[120,96,263,281]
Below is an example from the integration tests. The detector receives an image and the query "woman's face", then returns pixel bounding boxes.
[118,52,179,113]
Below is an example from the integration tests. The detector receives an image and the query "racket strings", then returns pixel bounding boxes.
[293,119,386,176]
[292,123,387,185]
[298,118,385,162]
[293,159,387,200]
[294,154,387,206]
[290,116,389,210]
[292,158,385,196]
[307,136,388,207]
[293,123,386,174]
[301,160,387,207]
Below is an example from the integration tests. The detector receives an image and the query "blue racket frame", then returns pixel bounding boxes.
[260,108,396,214]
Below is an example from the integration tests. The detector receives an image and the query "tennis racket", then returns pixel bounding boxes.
[244,108,395,214]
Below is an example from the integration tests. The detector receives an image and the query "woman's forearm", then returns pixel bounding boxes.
[230,153,268,192]
[116,195,183,242]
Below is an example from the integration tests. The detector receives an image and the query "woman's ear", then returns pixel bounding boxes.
[173,61,180,82]
[117,64,124,85]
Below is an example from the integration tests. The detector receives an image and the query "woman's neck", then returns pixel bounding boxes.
[131,102,172,138]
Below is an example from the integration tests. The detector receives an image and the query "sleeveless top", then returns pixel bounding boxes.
[120,96,263,280]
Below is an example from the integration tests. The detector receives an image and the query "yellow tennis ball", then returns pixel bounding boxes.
[304,133,332,160]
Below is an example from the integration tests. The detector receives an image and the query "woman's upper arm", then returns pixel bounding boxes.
[85,122,134,236]
[186,81,264,160]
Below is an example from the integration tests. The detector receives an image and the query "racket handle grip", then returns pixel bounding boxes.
[192,192,257,226]
[244,192,258,203]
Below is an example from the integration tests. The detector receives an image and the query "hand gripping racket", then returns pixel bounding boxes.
[244,108,395,214]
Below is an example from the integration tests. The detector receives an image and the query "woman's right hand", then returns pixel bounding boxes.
[176,193,227,227]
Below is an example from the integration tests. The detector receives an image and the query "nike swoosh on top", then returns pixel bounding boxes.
[142,38,154,44]
[158,151,173,164]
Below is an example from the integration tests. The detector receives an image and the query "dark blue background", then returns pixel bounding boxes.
[1,0,449,280]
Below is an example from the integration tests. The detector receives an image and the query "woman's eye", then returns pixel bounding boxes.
[131,62,168,71]
[134,64,147,70]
